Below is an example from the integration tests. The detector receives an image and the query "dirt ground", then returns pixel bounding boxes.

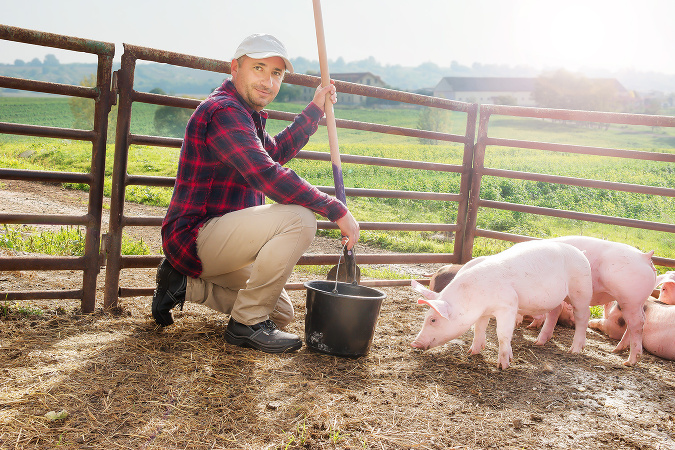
[1,181,675,450]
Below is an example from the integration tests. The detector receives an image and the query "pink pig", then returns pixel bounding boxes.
[551,236,656,366]
[425,264,464,293]
[426,262,577,330]
[589,299,675,361]
[522,301,576,329]
[654,271,675,305]
[411,240,593,369]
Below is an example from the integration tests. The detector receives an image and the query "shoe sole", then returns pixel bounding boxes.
[224,330,302,353]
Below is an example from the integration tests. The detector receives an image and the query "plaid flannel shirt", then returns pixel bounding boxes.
[161,80,347,278]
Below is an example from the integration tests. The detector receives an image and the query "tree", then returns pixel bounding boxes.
[533,69,620,112]
[154,105,192,138]
[643,98,662,115]
[43,54,60,66]
[417,107,452,145]
[14,59,25,66]
[69,74,118,142]
[275,84,303,102]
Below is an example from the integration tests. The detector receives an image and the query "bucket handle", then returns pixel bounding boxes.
[332,238,358,293]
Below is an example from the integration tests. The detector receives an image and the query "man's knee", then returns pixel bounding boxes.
[288,205,317,233]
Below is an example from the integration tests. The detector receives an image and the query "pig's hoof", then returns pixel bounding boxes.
[611,342,630,354]
[568,342,585,353]
[623,356,640,366]
[468,345,484,355]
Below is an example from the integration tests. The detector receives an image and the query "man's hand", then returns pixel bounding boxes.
[312,80,337,113]
[335,209,359,250]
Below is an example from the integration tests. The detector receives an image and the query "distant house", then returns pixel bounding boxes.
[302,72,386,105]
[433,76,630,108]
[433,77,537,106]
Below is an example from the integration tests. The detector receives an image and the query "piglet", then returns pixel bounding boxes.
[654,271,675,305]
[411,240,593,369]
[425,259,489,293]
[425,264,464,293]
[522,302,576,329]
[589,299,675,361]
[551,236,656,366]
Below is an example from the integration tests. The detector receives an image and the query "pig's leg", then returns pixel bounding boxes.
[469,316,490,355]
[614,302,645,366]
[494,310,518,369]
[525,315,545,329]
[569,303,590,353]
[533,303,563,346]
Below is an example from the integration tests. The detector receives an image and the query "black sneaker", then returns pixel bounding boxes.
[224,317,302,353]
[151,258,187,326]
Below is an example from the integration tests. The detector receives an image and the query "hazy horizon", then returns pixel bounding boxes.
[2,0,675,77]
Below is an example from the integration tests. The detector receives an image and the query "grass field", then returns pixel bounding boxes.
[1,96,674,269]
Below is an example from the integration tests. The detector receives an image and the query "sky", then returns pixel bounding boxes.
[2,0,675,75]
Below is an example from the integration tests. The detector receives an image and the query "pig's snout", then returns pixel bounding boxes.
[411,340,430,350]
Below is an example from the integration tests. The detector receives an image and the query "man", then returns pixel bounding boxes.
[152,33,359,354]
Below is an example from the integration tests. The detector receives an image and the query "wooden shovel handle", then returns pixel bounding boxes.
[312,0,346,205]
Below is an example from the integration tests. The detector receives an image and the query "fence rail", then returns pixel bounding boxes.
[1,24,674,312]
[0,24,115,312]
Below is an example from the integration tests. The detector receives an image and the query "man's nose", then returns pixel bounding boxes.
[261,74,273,87]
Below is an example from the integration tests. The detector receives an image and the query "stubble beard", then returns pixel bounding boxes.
[244,83,276,110]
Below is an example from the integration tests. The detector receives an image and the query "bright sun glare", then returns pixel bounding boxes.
[511,2,662,72]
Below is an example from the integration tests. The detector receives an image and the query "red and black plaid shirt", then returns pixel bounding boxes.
[161,79,348,278]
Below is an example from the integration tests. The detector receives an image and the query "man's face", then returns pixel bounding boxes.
[231,55,285,111]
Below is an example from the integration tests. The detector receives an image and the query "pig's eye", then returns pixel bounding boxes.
[430,318,436,324]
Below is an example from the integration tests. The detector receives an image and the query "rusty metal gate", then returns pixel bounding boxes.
[464,104,675,268]
[1,24,675,313]
[100,43,478,308]
[0,25,115,313]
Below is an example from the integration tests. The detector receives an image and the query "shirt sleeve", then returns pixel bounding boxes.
[207,104,348,222]
[264,102,324,165]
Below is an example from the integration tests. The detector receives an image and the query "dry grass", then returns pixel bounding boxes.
[2,285,675,450]
[2,181,675,449]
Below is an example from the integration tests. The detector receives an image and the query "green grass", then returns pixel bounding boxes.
[0,300,44,319]
[1,97,674,271]
[0,96,77,129]
[0,224,150,256]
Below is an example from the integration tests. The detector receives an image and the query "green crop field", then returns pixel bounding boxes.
[1,96,674,269]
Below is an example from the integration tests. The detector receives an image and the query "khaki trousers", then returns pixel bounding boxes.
[186,204,316,327]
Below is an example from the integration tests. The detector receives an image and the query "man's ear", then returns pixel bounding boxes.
[230,58,239,79]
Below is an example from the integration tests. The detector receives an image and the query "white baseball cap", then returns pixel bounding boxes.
[232,33,294,73]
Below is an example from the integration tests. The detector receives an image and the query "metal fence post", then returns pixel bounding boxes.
[103,49,137,309]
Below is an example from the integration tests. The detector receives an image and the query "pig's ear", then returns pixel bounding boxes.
[411,280,439,300]
[655,274,666,288]
[656,271,675,288]
[417,298,450,320]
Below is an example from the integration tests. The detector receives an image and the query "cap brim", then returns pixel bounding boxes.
[239,51,294,73]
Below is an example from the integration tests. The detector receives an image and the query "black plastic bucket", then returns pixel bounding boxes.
[304,280,386,357]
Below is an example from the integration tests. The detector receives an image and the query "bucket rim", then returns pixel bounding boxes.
[303,280,386,300]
